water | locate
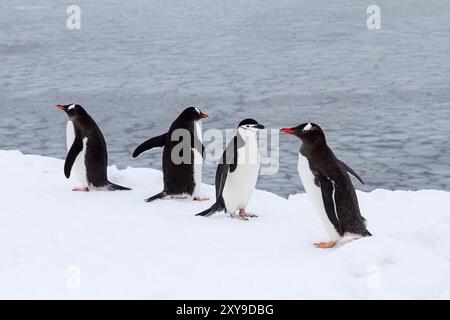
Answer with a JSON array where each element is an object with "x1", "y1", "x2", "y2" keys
[{"x1": 1, "y1": 0, "x2": 449, "y2": 197}]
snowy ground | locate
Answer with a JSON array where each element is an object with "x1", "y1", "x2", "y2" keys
[{"x1": 1, "y1": 149, "x2": 450, "y2": 299}]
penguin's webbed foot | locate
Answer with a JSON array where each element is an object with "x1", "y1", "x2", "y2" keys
[
  {"x1": 313, "y1": 241, "x2": 337, "y2": 249},
  {"x1": 239, "y1": 209, "x2": 258, "y2": 218},
  {"x1": 72, "y1": 187, "x2": 89, "y2": 192},
  {"x1": 170, "y1": 195, "x2": 189, "y2": 200},
  {"x1": 230, "y1": 213, "x2": 249, "y2": 221},
  {"x1": 244, "y1": 213, "x2": 258, "y2": 218},
  {"x1": 193, "y1": 197, "x2": 210, "y2": 201}
]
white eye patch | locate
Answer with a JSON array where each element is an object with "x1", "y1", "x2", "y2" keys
[
  {"x1": 68, "y1": 104, "x2": 76, "y2": 111},
  {"x1": 303, "y1": 123, "x2": 313, "y2": 131},
  {"x1": 194, "y1": 106, "x2": 200, "y2": 114}
]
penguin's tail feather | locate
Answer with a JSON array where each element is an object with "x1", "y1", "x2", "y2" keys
[
  {"x1": 196, "y1": 202, "x2": 222, "y2": 217},
  {"x1": 145, "y1": 191, "x2": 167, "y2": 202},
  {"x1": 362, "y1": 229, "x2": 372, "y2": 237},
  {"x1": 106, "y1": 182, "x2": 131, "y2": 191},
  {"x1": 359, "y1": 218, "x2": 372, "y2": 237}
]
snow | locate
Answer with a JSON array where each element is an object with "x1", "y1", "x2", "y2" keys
[{"x1": 1, "y1": 149, "x2": 450, "y2": 299}]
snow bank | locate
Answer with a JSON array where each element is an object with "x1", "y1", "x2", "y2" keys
[{"x1": 0, "y1": 150, "x2": 449, "y2": 299}]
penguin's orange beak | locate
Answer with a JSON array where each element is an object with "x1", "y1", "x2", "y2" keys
[
  {"x1": 200, "y1": 113, "x2": 209, "y2": 119},
  {"x1": 56, "y1": 105, "x2": 65, "y2": 110},
  {"x1": 280, "y1": 128, "x2": 296, "y2": 134}
]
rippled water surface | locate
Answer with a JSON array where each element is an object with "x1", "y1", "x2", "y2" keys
[{"x1": 1, "y1": 0, "x2": 449, "y2": 196}]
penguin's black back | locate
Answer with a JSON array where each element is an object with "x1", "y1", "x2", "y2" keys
[
  {"x1": 72, "y1": 112, "x2": 109, "y2": 188},
  {"x1": 302, "y1": 143, "x2": 370, "y2": 236},
  {"x1": 162, "y1": 115, "x2": 196, "y2": 195}
]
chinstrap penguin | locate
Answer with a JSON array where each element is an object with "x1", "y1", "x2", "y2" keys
[
  {"x1": 133, "y1": 106, "x2": 209, "y2": 202},
  {"x1": 196, "y1": 119, "x2": 264, "y2": 220},
  {"x1": 57, "y1": 104, "x2": 131, "y2": 192},
  {"x1": 280, "y1": 123, "x2": 371, "y2": 248}
]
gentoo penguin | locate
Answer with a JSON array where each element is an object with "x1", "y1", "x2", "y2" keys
[
  {"x1": 196, "y1": 119, "x2": 264, "y2": 220},
  {"x1": 57, "y1": 104, "x2": 131, "y2": 192},
  {"x1": 280, "y1": 123, "x2": 371, "y2": 248},
  {"x1": 133, "y1": 106, "x2": 209, "y2": 202}
]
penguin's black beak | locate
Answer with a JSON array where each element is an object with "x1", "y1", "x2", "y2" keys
[
  {"x1": 200, "y1": 113, "x2": 209, "y2": 119},
  {"x1": 280, "y1": 128, "x2": 296, "y2": 135},
  {"x1": 56, "y1": 105, "x2": 66, "y2": 111},
  {"x1": 255, "y1": 124, "x2": 265, "y2": 129}
]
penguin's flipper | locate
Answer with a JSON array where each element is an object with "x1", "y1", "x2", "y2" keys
[
  {"x1": 145, "y1": 191, "x2": 167, "y2": 202},
  {"x1": 132, "y1": 133, "x2": 167, "y2": 158},
  {"x1": 315, "y1": 173, "x2": 343, "y2": 235},
  {"x1": 339, "y1": 160, "x2": 364, "y2": 184},
  {"x1": 201, "y1": 144, "x2": 206, "y2": 159},
  {"x1": 106, "y1": 182, "x2": 131, "y2": 191},
  {"x1": 192, "y1": 134, "x2": 206, "y2": 159},
  {"x1": 214, "y1": 135, "x2": 241, "y2": 198},
  {"x1": 64, "y1": 138, "x2": 84, "y2": 178},
  {"x1": 224, "y1": 135, "x2": 245, "y2": 171},
  {"x1": 215, "y1": 164, "x2": 229, "y2": 199}
]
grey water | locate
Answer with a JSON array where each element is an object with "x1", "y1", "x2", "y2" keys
[{"x1": 1, "y1": 0, "x2": 449, "y2": 197}]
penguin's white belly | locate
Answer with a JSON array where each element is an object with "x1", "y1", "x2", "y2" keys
[
  {"x1": 222, "y1": 147, "x2": 260, "y2": 213},
  {"x1": 192, "y1": 121, "x2": 203, "y2": 196},
  {"x1": 297, "y1": 154, "x2": 340, "y2": 240},
  {"x1": 66, "y1": 121, "x2": 89, "y2": 187}
]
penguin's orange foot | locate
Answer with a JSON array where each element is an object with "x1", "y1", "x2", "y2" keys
[
  {"x1": 193, "y1": 197, "x2": 210, "y2": 201},
  {"x1": 73, "y1": 187, "x2": 89, "y2": 192},
  {"x1": 313, "y1": 241, "x2": 337, "y2": 249}
]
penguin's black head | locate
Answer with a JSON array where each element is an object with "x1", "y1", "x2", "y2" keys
[
  {"x1": 280, "y1": 123, "x2": 326, "y2": 144},
  {"x1": 57, "y1": 104, "x2": 87, "y2": 119},
  {"x1": 178, "y1": 106, "x2": 209, "y2": 122},
  {"x1": 238, "y1": 119, "x2": 265, "y2": 130}
]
